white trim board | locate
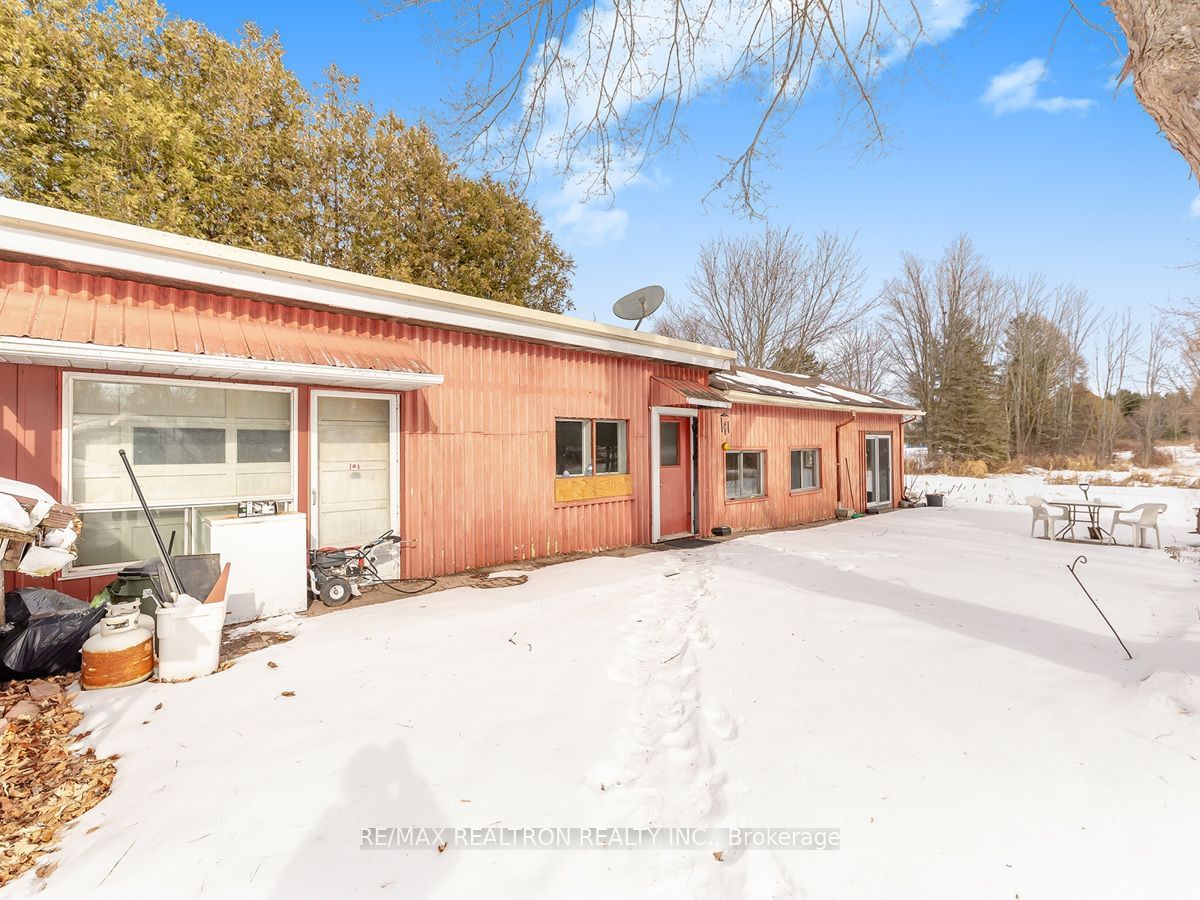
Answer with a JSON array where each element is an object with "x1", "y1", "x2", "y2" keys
[
  {"x1": 0, "y1": 336, "x2": 444, "y2": 391},
  {"x1": 722, "y1": 389, "x2": 923, "y2": 416},
  {"x1": 650, "y1": 406, "x2": 698, "y2": 543},
  {"x1": 0, "y1": 198, "x2": 736, "y2": 370}
]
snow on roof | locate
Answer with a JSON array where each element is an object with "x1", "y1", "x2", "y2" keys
[{"x1": 710, "y1": 365, "x2": 922, "y2": 414}]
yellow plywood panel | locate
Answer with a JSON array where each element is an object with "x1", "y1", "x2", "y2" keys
[{"x1": 555, "y1": 474, "x2": 634, "y2": 503}]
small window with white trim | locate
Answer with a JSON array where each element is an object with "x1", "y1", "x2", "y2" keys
[
  {"x1": 555, "y1": 419, "x2": 591, "y2": 475},
  {"x1": 790, "y1": 449, "x2": 820, "y2": 491},
  {"x1": 594, "y1": 420, "x2": 628, "y2": 474},
  {"x1": 725, "y1": 451, "x2": 764, "y2": 500},
  {"x1": 555, "y1": 418, "x2": 627, "y2": 476}
]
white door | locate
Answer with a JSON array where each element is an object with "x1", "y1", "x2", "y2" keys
[
  {"x1": 865, "y1": 434, "x2": 893, "y2": 507},
  {"x1": 310, "y1": 392, "x2": 399, "y2": 571}
]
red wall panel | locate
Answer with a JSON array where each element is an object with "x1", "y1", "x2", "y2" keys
[
  {"x1": 1, "y1": 263, "x2": 712, "y2": 586},
  {"x1": 696, "y1": 405, "x2": 905, "y2": 535},
  {"x1": 2, "y1": 261, "x2": 909, "y2": 595}
]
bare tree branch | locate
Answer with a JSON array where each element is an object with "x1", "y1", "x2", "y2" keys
[
  {"x1": 380, "y1": 0, "x2": 958, "y2": 215},
  {"x1": 654, "y1": 225, "x2": 868, "y2": 367}
]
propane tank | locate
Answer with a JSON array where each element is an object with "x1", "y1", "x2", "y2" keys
[
  {"x1": 82, "y1": 603, "x2": 154, "y2": 690},
  {"x1": 89, "y1": 599, "x2": 155, "y2": 638}
]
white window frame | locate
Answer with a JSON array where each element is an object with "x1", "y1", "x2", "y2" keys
[
  {"x1": 725, "y1": 450, "x2": 766, "y2": 501},
  {"x1": 865, "y1": 432, "x2": 894, "y2": 507},
  {"x1": 593, "y1": 418, "x2": 629, "y2": 475},
  {"x1": 554, "y1": 417, "x2": 630, "y2": 477},
  {"x1": 554, "y1": 418, "x2": 592, "y2": 476},
  {"x1": 61, "y1": 371, "x2": 298, "y2": 579},
  {"x1": 790, "y1": 448, "x2": 821, "y2": 492}
]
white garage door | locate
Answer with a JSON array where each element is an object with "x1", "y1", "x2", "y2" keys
[{"x1": 312, "y1": 393, "x2": 396, "y2": 552}]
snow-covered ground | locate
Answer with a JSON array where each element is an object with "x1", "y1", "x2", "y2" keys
[
  {"x1": 906, "y1": 470, "x2": 1200, "y2": 543},
  {"x1": 10, "y1": 495, "x2": 1200, "y2": 899}
]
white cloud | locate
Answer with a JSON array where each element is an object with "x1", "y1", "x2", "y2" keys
[
  {"x1": 1190, "y1": 196, "x2": 1200, "y2": 218},
  {"x1": 926, "y1": 0, "x2": 976, "y2": 38},
  {"x1": 981, "y1": 58, "x2": 1095, "y2": 116},
  {"x1": 541, "y1": 187, "x2": 631, "y2": 246},
  {"x1": 538, "y1": 154, "x2": 658, "y2": 245}
]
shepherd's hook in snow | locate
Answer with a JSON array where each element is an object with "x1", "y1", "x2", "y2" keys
[{"x1": 1068, "y1": 555, "x2": 1132, "y2": 660}]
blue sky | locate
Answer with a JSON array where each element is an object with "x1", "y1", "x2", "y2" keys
[{"x1": 169, "y1": 1, "x2": 1199, "y2": 330}]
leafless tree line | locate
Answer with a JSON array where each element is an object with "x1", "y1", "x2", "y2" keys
[
  {"x1": 884, "y1": 238, "x2": 1185, "y2": 467},
  {"x1": 659, "y1": 225, "x2": 1187, "y2": 467},
  {"x1": 655, "y1": 226, "x2": 867, "y2": 370}
]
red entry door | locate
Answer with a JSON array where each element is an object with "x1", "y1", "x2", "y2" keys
[{"x1": 658, "y1": 417, "x2": 692, "y2": 538}]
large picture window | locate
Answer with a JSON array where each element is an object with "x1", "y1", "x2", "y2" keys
[
  {"x1": 66, "y1": 375, "x2": 296, "y2": 572},
  {"x1": 555, "y1": 418, "x2": 627, "y2": 476},
  {"x1": 725, "y1": 451, "x2": 764, "y2": 500},
  {"x1": 790, "y1": 449, "x2": 820, "y2": 491}
]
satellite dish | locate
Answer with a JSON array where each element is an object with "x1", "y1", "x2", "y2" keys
[{"x1": 612, "y1": 285, "x2": 665, "y2": 331}]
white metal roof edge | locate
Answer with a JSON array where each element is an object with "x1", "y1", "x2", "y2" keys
[
  {"x1": 0, "y1": 199, "x2": 736, "y2": 370},
  {"x1": 722, "y1": 389, "x2": 925, "y2": 416},
  {"x1": 0, "y1": 335, "x2": 446, "y2": 391}
]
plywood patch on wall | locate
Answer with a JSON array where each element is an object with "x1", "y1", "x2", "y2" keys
[{"x1": 554, "y1": 474, "x2": 634, "y2": 503}]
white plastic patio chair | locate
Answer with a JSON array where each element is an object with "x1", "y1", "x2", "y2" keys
[
  {"x1": 1110, "y1": 503, "x2": 1167, "y2": 548},
  {"x1": 1027, "y1": 496, "x2": 1071, "y2": 540}
]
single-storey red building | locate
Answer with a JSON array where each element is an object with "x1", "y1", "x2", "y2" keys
[{"x1": 0, "y1": 200, "x2": 919, "y2": 602}]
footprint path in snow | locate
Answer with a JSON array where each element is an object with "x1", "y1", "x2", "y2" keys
[{"x1": 587, "y1": 550, "x2": 798, "y2": 898}]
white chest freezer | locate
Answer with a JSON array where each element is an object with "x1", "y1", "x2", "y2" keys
[{"x1": 205, "y1": 512, "x2": 308, "y2": 623}]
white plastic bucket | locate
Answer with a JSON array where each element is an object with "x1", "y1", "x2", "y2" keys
[{"x1": 155, "y1": 599, "x2": 227, "y2": 682}]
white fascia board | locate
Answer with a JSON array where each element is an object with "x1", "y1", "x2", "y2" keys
[
  {"x1": 685, "y1": 397, "x2": 732, "y2": 409},
  {"x1": 0, "y1": 336, "x2": 445, "y2": 391},
  {"x1": 723, "y1": 389, "x2": 924, "y2": 416},
  {"x1": 0, "y1": 199, "x2": 736, "y2": 370}
]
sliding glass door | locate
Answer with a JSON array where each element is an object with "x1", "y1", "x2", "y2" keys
[{"x1": 865, "y1": 434, "x2": 893, "y2": 507}]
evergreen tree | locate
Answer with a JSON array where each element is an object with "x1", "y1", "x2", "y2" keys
[
  {"x1": 0, "y1": 0, "x2": 574, "y2": 312},
  {"x1": 931, "y1": 327, "x2": 1008, "y2": 465},
  {"x1": 772, "y1": 345, "x2": 825, "y2": 376}
]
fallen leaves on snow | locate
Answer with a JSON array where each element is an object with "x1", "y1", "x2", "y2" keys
[{"x1": 0, "y1": 675, "x2": 117, "y2": 887}]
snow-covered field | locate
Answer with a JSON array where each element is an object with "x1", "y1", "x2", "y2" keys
[
  {"x1": 10, "y1": 489, "x2": 1200, "y2": 899},
  {"x1": 906, "y1": 470, "x2": 1200, "y2": 545}
]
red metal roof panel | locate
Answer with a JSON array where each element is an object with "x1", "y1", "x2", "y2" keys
[
  {"x1": 651, "y1": 376, "x2": 731, "y2": 408},
  {"x1": 0, "y1": 277, "x2": 437, "y2": 378}
]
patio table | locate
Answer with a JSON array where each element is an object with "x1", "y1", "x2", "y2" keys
[{"x1": 1051, "y1": 500, "x2": 1121, "y2": 544}]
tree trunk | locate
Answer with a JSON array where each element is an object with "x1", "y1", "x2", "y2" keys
[{"x1": 1108, "y1": 0, "x2": 1200, "y2": 182}]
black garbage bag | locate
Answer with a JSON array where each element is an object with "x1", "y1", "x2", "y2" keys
[
  {"x1": 4, "y1": 590, "x2": 32, "y2": 628},
  {"x1": 0, "y1": 588, "x2": 104, "y2": 680}
]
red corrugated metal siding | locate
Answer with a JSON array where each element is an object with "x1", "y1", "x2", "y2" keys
[
  {"x1": 1, "y1": 263, "x2": 715, "y2": 585},
  {"x1": 2, "y1": 261, "x2": 909, "y2": 588},
  {"x1": 399, "y1": 336, "x2": 707, "y2": 576},
  {"x1": 696, "y1": 405, "x2": 905, "y2": 535},
  {"x1": 0, "y1": 261, "x2": 434, "y2": 374},
  {"x1": 1, "y1": 361, "x2": 66, "y2": 596}
]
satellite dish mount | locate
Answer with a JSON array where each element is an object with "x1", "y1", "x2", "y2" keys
[{"x1": 612, "y1": 285, "x2": 665, "y2": 331}]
